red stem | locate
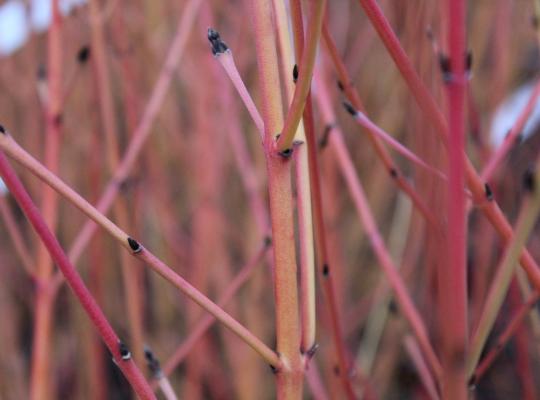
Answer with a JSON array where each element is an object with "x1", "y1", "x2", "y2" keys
[
  {"x1": 321, "y1": 23, "x2": 438, "y2": 229},
  {"x1": 316, "y1": 77, "x2": 442, "y2": 379},
  {"x1": 354, "y1": 0, "x2": 540, "y2": 297},
  {"x1": 438, "y1": 1, "x2": 469, "y2": 399},
  {"x1": 329, "y1": 125, "x2": 442, "y2": 379}
]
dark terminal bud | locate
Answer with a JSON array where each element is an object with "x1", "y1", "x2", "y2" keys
[
  {"x1": 37, "y1": 64, "x2": 47, "y2": 80},
  {"x1": 342, "y1": 101, "x2": 357, "y2": 116},
  {"x1": 278, "y1": 148, "x2": 294, "y2": 158},
  {"x1": 306, "y1": 343, "x2": 319, "y2": 359},
  {"x1": 118, "y1": 341, "x2": 131, "y2": 361},
  {"x1": 144, "y1": 346, "x2": 163, "y2": 378},
  {"x1": 207, "y1": 28, "x2": 229, "y2": 55},
  {"x1": 465, "y1": 50, "x2": 473, "y2": 72},
  {"x1": 293, "y1": 64, "x2": 298, "y2": 83},
  {"x1": 523, "y1": 167, "x2": 536, "y2": 193},
  {"x1": 438, "y1": 53, "x2": 452, "y2": 81},
  {"x1": 388, "y1": 299, "x2": 398, "y2": 314},
  {"x1": 127, "y1": 237, "x2": 142, "y2": 253},
  {"x1": 77, "y1": 45, "x2": 91, "y2": 64},
  {"x1": 322, "y1": 264, "x2": 329, "y2": 276},
  {"x1": 484, "y1": 183, "x2": 493, "y2": 201},
  {"x1": 319, "y1": 123, "x2": 334, "y2": 149}
]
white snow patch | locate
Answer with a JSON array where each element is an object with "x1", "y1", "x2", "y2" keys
[{"x1": 490, "y1": 82, "x2": 540, "y2": 148}]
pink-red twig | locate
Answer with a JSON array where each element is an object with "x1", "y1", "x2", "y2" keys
[{"x1": 0, "y1": 151, "x2": 156, "y2": 400}]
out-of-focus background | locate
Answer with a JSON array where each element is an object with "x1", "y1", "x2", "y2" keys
[{"x1": 0, "y1": 1, "x2": 539, "y2": 399}]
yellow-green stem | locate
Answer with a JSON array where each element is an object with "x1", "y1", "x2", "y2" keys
[{"x1": 277, "y1": 0, "x2": 326, "y2": 152}]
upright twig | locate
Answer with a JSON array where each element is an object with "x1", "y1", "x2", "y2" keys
[
  {"x1": 30, "y1": 2, "x2": 63, "y2": 397},
  {"x1": 249, "y1": 0, "x2": 303, "y2": 396},
  {"x1": 439, "y1": 1, "x2": 468, "y2": 397},
  {"x1": 268, "y1": 2, "x2": 317, "y2": 355},
  {"x1": 208, "y1": 29, "x2": 264, "y2": 137},
  {"x1": 276, "y1": 0, "x2": 326, "y2": 152}
]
